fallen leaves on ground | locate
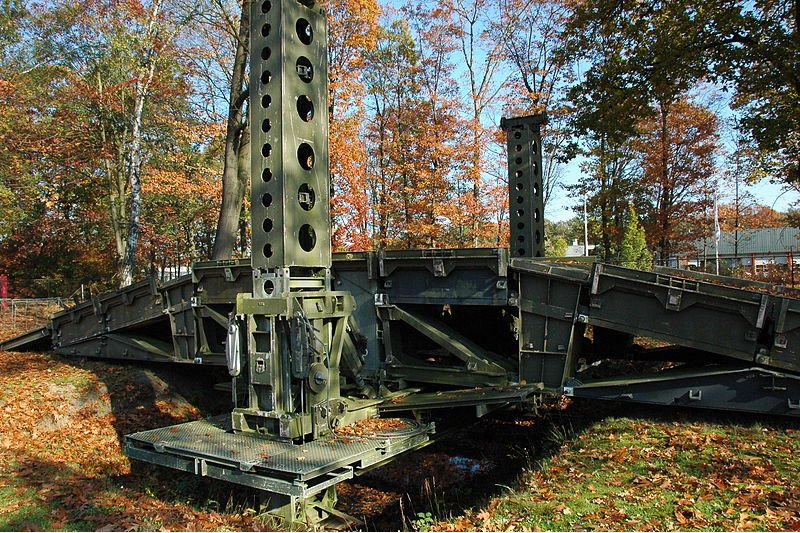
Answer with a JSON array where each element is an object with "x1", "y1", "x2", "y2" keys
[
  {"x1": 0, "y1": 350, "x2": 264, "y2": 531},
  {"x1": 430, "y1": 413, "x2": 800, "y2": 532}
]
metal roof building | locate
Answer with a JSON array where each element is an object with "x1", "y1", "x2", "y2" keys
[{"x1": 678, "y1": 227, "x2": 800, "y2": 270}]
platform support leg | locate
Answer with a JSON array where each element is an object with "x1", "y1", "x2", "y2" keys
[{"x1": 258, "y1": 486, "x2": 360, "y2": 530}]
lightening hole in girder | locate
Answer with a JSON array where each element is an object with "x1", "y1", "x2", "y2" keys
[
  {"x1": 535, "y1": 231, "x2": 541, "y2": 244},
  {"x1": 296, "y1": 18, "x2": 313, "y2": 45},
  {"x1": 515, "y1": 183, "x2": 524, "y2": 191},
  {"x1": 261, "y1": 94, "x2": 272, "y2": 108},
  {"x1": 513, "y1": 131, "x2": 522, "y2": 140},
  {"x1": 261, "y1": 70, "x2": 272, "y2": 84},
  {"x1": 516, "y1": 195, "x2": 524, "y2": 204},
  {"x1": 261, "y1": 119, "x2": 271, "y2": 132},
  {"x1": 296, "y1": 57, "x2": 313, "y2": 83},
  {"x1": 263, "y1": 244, "x2": 273, "y2": 259},
  {"x1": 263, "y1": 218, "x2": 273, "y2": 232},
  {"x1": 261, "y1": 193, "x2": 273, "y2": 207},
  {"x1": 517, "y1": 209, "x2": 524, "y2": 217},
  {"x1": 515, "y1": 144, "x2": 522, "y2": 152},
  {"x1": 517, "y1": 222, "x2": 525, "y2": 230},
  {"x1": 515, "y1": 170, "x2": 523, "y2": 179},
  {"x1": 261, "y1": 47, "x2": 271, "y2": 60},
  {"x1": 517, "y1": 248, "x2": 525, "y2": 256},
  {"x1": 261, "y1": 23, "x2": 271, "y2": 37},
  {"x1": 261, "y1": 168, "x2": 272, "y2": 182},
  {"x1": 261, "y1": 143, "x2": 272, "y2": 157},
  {"x1": 263, "y1": 279, "x2": 275, "y2": 294},
  {"x1": 515, "y1": 157, "x2": 522, "y2": 165},
  {"x1": 261, "y1": 1, "x2": 271, "y2": 13},
  {"x1": 534, "y1": 208, "x2": 540, "y2": 221},
  {"x1": 297, "y1": 143, "x2": 314, "y2": 170},
  {"x1": 298, "y1": 183, "x2": 315, "y2": 211},
  {"x1": 299, "y1": 224, "x2": 316, "y2": 252},
  {"x1": 297, "y1": 95, "x2": 314, "y2": 122}
]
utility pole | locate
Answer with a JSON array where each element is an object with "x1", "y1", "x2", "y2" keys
[{"x1": 583, "y1": 195, "x2": 589, "y2": 257}]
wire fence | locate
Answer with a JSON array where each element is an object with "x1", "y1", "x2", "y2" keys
[{"x1": 0, "y1": 298, "x2": 65, "y2": 340}]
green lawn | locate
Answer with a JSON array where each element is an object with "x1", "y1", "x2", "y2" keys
[{"x1": 431, "y1": 406, "x2": 800, "y2": 532}]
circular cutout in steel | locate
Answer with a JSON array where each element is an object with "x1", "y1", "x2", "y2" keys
[
  {"x1": 262, "y1": 218, "x2": 273, "y2": 232},
  {"x1": 517, "y1": 235, "x2": 525, "y2": 242},
  {"x1": 298, "y1": 183, "x2": 316, "y2": 211},
  {"x1": 517, "y1": 222, "x2": 524, "y2": 230},
  {"x1": 261, "y1": 70, "x2": 272, "y2": 84},
  {"x1": 261, "y1": 47, "x2": 271, "y2": 60},
  {"x1": 516, "y1": 195, "x2": 524, "y2": 204},
  {"x1": 513, "y1": 131, "x2": 521, "y2": 140},
  {"x1": 297, "y1": 95, "x2": 314, "y2": 121},
  {"x1": 517, "y1": 248, "x2": 525, "y2": 256},
  {"x1": 515, "y1": 183, "x2": 524, "y2": 191},
  {"x1": 297, "y1": 143, "x2": 314, "y2": 170},
  {"x1": 261, "y1": 119, "x2": 271, "y2": 132},
  {"x1": 534, "y1": 208, "x2": 540, "y2": 221},
  {"x1": 263, "y1": 244, "x2": 273, "y2": 258},
  {"x1": 263, "y1": 279, "x2": 275, "y2": 295},
  {"x1": 261, "y1": 143, "x2": 272, "y2": 157},
  {"x1": 296, "y1": 18, "x2": 313, "y2": 45},
  {"x1": 515, "y1": 157, "x2": 522, "y2": 165},
  {"x1": 261, "y1": 193, "x2": 273, "y2": 207},
  {"x1": 535, "y1": 230, "x2": 541, "y2": 244},
  {"x1": 296, "y1": 56, "x2": 313, "y2": 83},
  {"x1": 261, "y1": 23, "x2": 271, "y2": 37},
  {"x1": 261, "y1": 1, "x2": 271, "y2": 13},
  {"x1": 517, "y1": 209, "x2": 524, "y2": 217},
  {"x1": 515, "y1": 144, "x2": 522, "y2": 152},
  {"x1": 299, "y1": 224, "x2": 316, "y2": 252},
  {"x1": 261, "y1": 94, "x2": 272, "y2": 108},
  {"x1": 261, "y1": 168, "x2": 272, "y2": 182},
  {"x1": 515, "y1": 170, "x2": 523, "y2": 179}
]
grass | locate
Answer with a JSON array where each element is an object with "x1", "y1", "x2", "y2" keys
[{"x1": 431, "y1": 406, "x2": 800, "y2": 531}]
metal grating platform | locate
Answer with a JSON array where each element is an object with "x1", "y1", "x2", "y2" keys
[{"x1": 124, "y1": 416, "x2": 433, "y2": 497}]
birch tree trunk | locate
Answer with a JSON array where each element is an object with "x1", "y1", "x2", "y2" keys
[
  {"x1": 212, "y1": 0, "x2": 251, "y2": 260},
  {"x1": 119, "y1": 0, "x2": 162, "y2": 287}
]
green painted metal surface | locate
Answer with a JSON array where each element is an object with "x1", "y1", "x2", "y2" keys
[{"x1": 501, "y1": 114, "x2": 546, "y2": 259}]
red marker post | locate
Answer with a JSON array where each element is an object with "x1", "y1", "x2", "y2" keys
[{"x1": 0, "y1": 275, "x2": 7, "y2": 310}]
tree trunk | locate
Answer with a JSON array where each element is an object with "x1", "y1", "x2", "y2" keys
[
  {"x1": 119, "y1": 71, "x2": 152, "y2": 286},
  {"x1": 212, "y1": 0, "x2": 250, "y2": 260},
  {"x1": 118, "y1": 0, "x2": 162, "y2": 287},
  {"x1": 657, "y1": 101, "x2": 671, "y2": 262}
]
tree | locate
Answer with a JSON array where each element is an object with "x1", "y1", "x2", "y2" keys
[
  {"x1": 495, "y1": 0, "x2": 575, "y2": 210},
  {"x1": 40, "y1": 0, "x2": 199, "y2": 286},
  {"x1": 362, "y1": 17, "x2": 468, "y2": 248},
  {"x1": 574, "y1": 137, "x2": 641, "y2": 263},
  {"x1": 564, "y1": 0, "x2": 799, "y2": 195},
  {"x1": 712, "y1": 1, "x2": 799, "y2": 186},
  {"x1": 445, "y1": 0, "x2": 510, "y2": 246},
  {"x1": 326, "y1": 0, "x2": 380, "y2": 251},
  {"x1": 618, "y1": 205, "x2": 652, "y2": 270},
  {"x1": 635, "y1": 98, "x2": 721, "y2": 259},
  {"x1": 209, "y1": 0, "x2": 251, "y2": 260}
]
